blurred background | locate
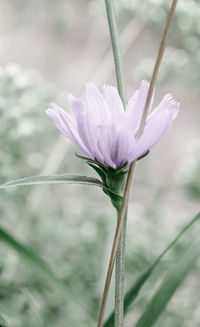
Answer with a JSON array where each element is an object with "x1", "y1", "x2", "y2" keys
[{"x1": 0, "y1": 0, "x2": 200, "y2": 326}]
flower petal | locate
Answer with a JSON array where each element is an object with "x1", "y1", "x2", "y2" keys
[
  {"x1": 51, "y1": 103, "x2": 77, "y2": 134},
  {"x1": 47, "y1": 103, "x2": 92, "y2": 157},
  {"x1": 46, "y1": 108, "x2": 72, "y2": 139},
  {"x1": 68, "y1": 93, "x2": 85, "y2": 121},
  {"x1": 68, "y1": 95, "x2": 99, "y2": 157},
  {"x1": 102, "y1": 85, "x2": 124, "y2": 114},
  {"x1": 86, "y1": 83, "x2": 111, "y2": 124},
  {"x1": 128, "y1": 97, "x2": 180, "y2": 162},
  {"x1": 147, "y1": 94, "x2": 179, "y2": 123},
  {"x1": 46, "y1": 83, "x2": 179, "y2": 169},
  {"x1": 126, "y1": 80, "x2": 154, "y2": 132},
  {"x1": 112, "y1": 128, "x2": 130, "y2": 167},
  {"x1": 97, "y1": 125, "x2": 118, "y2": 168},
  {"x1": 68, "y1": 93, "x2": 110, "y2": 163}
]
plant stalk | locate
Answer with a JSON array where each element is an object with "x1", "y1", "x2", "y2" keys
[
  {"x1": 115, "y1": 209, "x2": 127, "y2": 327},
  {"x1": 137, "y1": 0, "x2": 178, "y2": 137},
  {"x1": 105, "y1": 1, "x2": 128, "y2": 326},
  {"x1": 98, "y1": 0, "x2": 178, "y2": 326},
  {"x1": 97, "y1": 1, "x2": 128, "y2": 327},
  {"x1": 104, "y1": 0, "x2": 127, "y2": 107}
]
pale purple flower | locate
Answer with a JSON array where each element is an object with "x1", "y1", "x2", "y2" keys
[{"x1": 46, "y1": 81, "x2": 179, "y2": 169}]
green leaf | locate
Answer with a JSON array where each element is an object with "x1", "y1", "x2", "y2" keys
[
  {"x1": 0, "y1": 174, "x2": 103, "y2": 189},
  {"x1": 0, "y1": 174, "x2": 122, "y2": 201},
  {"x1": 134, "y1": 239, "x2": 200, "y2": 327},
  {"x1": 103, "y1": 212, "x2": 200, "y2": 327},
  {"x1": 0, "y1": 227, "x2": 95, "y2": 321},
  {"x1": 0, "y1": 316, "x2": 7, "y2": 327}
]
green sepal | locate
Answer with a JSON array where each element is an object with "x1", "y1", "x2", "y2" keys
[
  {"x1": 88, "y1": 160, "x2": 128, "y2": 210},
  {"x1": 137, "y1": 150, "x2": 149, "y2": 161},
  {"x1": 76, "y1": 153, "x2": 128, "y2": 210},
  {"x1": 75, "y1": 153, "x2": 109, "y2": 170},
  {"x1": 87, "y1": 162, "x2": 107, "y2": 185},
  {"x1": 105, "y1": 163, "x2": 128, "y2": 196}
]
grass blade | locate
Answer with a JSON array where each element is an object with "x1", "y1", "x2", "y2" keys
[
  {"x1": 0, "y1": 174, "x2": 103, "y2": 189},
  {"x1": 0, "y1": 227, "x2": 95, "y2": 320},
  {"x1": 103, "y1": 212, "x2": 200, "y2": 327},
  {"x1": 134, "y1": 239, "x2": 200, "y2": 327},
  {"x1": 0, "y1": 174, "x2": 122, "y2": 201}
]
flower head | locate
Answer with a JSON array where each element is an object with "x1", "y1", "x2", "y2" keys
[{"x1": 46, "y1": 81, "x2": 179, "y2": 169}]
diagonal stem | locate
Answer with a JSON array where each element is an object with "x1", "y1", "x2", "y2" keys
[
  {"x1": 137, "y1": 0, "x2": 178, "y2": 137},
  {"x1": 97, "y1": 0, "x2": 178, "y2": 326},
  {"x1": 97, "y1": 161, "x2": 136, "y2": 327}
]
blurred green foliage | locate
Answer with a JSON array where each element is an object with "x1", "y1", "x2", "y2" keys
[
  {"x1": 0, "y1": 64, "x2": 199, "y2": 327},
  {"x1": 0, "y1": 1, "x2": 200, "y2": 326},
  {"x1": 178, "y1": 140, "x2": 200, "y2": 200},
  {"x1": 0, "y1": 64, "x2": 111, "y2": 326},
  {"x1": 92, "y1": 0, "x2": 200, "y2": 86}
]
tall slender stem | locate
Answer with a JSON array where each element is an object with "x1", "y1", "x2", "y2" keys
[
  {"x1": 105, "y1": 1, "x2": 127, "y2": 325},
  {"x1": 97, "y1": 1, "x2": 128, "y2": 327},
  {"x1": 115, "y1": 209, "x2": 127, "y2": 327},
  {"x1": 97, "y1": 0, "x2": 178, "y2": 327},
  {"x1": 137, "y1": 0, "x2": 178, "y2": 137},
  {"x1": 104, "y1": 0, "x2": 127, "y2": 107}
]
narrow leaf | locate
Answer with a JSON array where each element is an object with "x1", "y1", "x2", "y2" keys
[
  {"x1": 0, "y1": 174, "x2": 122, "y2": 201},
  {"x1": 0, "y1": 174, "x2": 103, "y2": 189},
  {"x1": 134, "y1": 239, "x2": 200, "y2": 327},
  {"x1": 0, "y1": 227, "x2": 95, "y2": 320},
  {"x1": 103, "y1": 212, "x2": 200, "y2": 327},
  {"x1": 0, "y1": 316, "x2": 7, "y2": 327}
]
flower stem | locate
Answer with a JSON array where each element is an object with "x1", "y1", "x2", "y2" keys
[
  {"x1": 98, "y1": 0, "x2": 128, "y2": 322},
  {"x1": 97, "y1": 0, "x2": 178, "y2": 326},
  {"x1": 103, "y1": 1, "x2": 127, "y2": 327},
  {"x1": 104, "y1": 0, "x2": 127, "y2": 107},
  {"x1": 137, "y1": 0, "x2": 178, "y2": 137},
  {"x1": 115, "y1": 209, "x2": 127, "y2": 327}
]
